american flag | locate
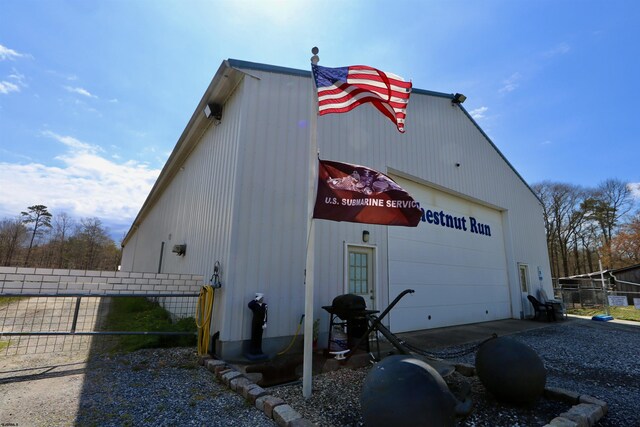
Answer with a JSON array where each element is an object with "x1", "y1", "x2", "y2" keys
[{"x1": 311, "y1": 64, "x2": 412, "y2": 133}]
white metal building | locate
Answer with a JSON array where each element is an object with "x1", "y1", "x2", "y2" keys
[{"x1": 121, "y1": 59, "x2": 552, "y2": 359}]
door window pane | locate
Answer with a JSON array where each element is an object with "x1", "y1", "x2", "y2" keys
[
  {"x1": 519, "y1": 264, "x2": 529, "y2": 293},
  {"x1": 349, "y1": 252, "x2": 369, "y2": 294}
]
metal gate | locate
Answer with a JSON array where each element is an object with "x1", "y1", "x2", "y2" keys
[
  {"x1": 0, "y1": 292, "x2": 199, "y2": 356},
  {"x1": 0, "y1": 268, "x2": 204, "y2": 355}
]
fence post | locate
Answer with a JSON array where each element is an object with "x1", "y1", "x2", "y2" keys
[
  {"x1": 70, "y1": 297, "x2": 82, "y2": 334},
  {"x1": 599, "y1": 259, "x2": 610, "y2": 316}
]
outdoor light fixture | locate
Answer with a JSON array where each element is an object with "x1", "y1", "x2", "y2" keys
[
  {"x1": 452, "y1": 93, "x2": 467, "y2": 104},
  {"x1": 362, "y1": 230, "x2": 370, "y2": 243},
  {"x1": 204, "y1": 103, "x2": 223, "y2": 121},
  {"x1": 172, "y1": 244, "x2": 187, "y2": 256}
]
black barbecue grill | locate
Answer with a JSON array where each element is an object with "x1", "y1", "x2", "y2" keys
[
  {"x1": 328, "y1": 294, "x2": 368, "y2": 318},
  {"x1": 323, "y1": 294, "x2": 379, "y2": 353}
]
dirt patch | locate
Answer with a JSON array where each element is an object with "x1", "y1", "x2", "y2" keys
[
  {"x1": 0, "y1": 350, "x2": 91, "y2": 426},
  {"x1": 0, "y1": 296, "x2": 105, "y2": 426}
]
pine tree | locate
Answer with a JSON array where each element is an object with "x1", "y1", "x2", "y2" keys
[{"x1": 21, "y1": 205, "x2": 53, "y2": 266}]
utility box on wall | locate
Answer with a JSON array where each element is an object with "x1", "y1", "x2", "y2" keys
[{"x1": 172, "y1": 244, "x2": 186, "y2": 256}]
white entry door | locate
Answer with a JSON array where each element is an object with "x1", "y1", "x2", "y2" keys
[{"x1": 346, "y1": 245, "x2": 376, "y2": 309}]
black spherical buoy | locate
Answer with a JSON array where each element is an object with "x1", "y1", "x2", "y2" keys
[
  {"x1": 475, "y1": 337, "x2": 546, "y2": 404},
  {"x1": 360, "y1": 355, "x2": 456, "y2": 427}
]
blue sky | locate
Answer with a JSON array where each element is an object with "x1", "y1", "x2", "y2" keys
[{"x1": 1, "y1": 0, "x2": 639, "y2": 239}]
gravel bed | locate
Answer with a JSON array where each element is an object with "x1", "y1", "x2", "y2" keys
[
  {"x1": 270, "y1": 319, "x2": 640, "y2": 426},
  {"x1": 76, "y1": 347, "x2": 276, "y2": 427},
  {"x1": 269, "y1": 368, "x2": 570, "y2": 427},
  {"x1": 7, "y1": 319, "x2": 636, "y2": 426}
]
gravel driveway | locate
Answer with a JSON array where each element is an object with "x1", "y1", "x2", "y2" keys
[
  {"x1": 0, "y1": 347, "x2": 276, "y2": 427},
  {"x1": 1, "y1": 317, "x2": 638, "y2": 426}
]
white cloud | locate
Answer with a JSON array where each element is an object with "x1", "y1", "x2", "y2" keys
[
  {"x1": 0, "y1": 44, "x2": 25, "y2": 61},
  {"x1": 0, "y1": 69, "x2": 27, "y2": 95},
  {"x1": 64, "y1": 86, "x2": 97, "y2": 98},
  {"x1": 46, "y1": 70, "x2": 77, "y2": 81},
  {"x1": 499, "y1": 72, "x2": 522, "y2": 93},
  {"x1": 8, "y1": 69, "x2": 26, "y2": 84},
  {"x1": 0, "y1": 80, "x2": 19, "y2": 94},
  {"x1": 0, "y1": 132, "x2": 160, "y2": 226},
  {"x1": 629, "y1": 183, "x2": 640, "y2": 200},
  {"x1": 541, "y1": 140, "x2": 552, "y2": 145},
  {"x1": 469, "y1": 106, "x2": 488, "y2": 120},
  {"x1": 542, "y1": 42, "x2": 570, "y2": 58},
  {"x1": 42, "y1": 130, "x2": 102, "y2": 153}
]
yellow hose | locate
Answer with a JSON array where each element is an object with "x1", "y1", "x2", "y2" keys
[
  {"x1": 277, "y1": 315, "x2": 305, "y2": 355},
  {"x1": 196, "y1": 285, "x2": 215, "y2": 356}
]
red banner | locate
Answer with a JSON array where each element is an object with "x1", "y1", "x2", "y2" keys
[{"x1": 313, "y1": 160, "x2": 422, "y2": 227}]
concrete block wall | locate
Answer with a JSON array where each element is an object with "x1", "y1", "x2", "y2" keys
[
  {"x1": 0, "y1": 267, "x2": 205, "y2": 319},
  {"x1": 0, "y1": 266, "x2": 204, "y2": 295}
]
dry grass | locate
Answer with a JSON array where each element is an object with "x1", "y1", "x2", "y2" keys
[{"x1": 567, "y1": 305, "x2": 640, "y2": 321}]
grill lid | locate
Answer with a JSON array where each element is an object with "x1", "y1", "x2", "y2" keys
[{"x1": 332, "y1": 293, "x2": 367, "y2": 312}]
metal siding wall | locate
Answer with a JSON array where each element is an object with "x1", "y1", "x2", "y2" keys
[
  {"x1": 225, "y1": 72, "x2": 311, "y2": 342},
  {"x1": 121, "y1": 79, "x2": 245, "y2": 336},
  {"x1": 120, "y1": 231, "x2": 137, "y2": 271},
  {"x1": 223, "y1": 68, "x2": 550, "y2": 341},
  {"x1": 313, "y1": 92, "x2": 551, "y2": 321},
  {"x1": 124, "y1": 67, "x2": 551, "y2": 344}
]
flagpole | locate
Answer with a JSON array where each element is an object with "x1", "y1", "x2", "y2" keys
[{"x1": 302, "y1": 47, "x2": 320, "y2": 398}]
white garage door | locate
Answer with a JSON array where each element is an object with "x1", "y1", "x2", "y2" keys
[{"x1": 388, "y1": 177, "x2": 511, "y2": 332}]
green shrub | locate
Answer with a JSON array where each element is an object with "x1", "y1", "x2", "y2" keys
[{"x1": 103, "y1": 297, "x2": 197, "y2": 352}]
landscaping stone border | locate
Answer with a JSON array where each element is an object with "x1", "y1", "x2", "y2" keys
[
  {"x1": 198, "y1": 356, "x2": 609, "y2": 427},
  {"x1": 200, "y1": 356, "x2": 316, "y2": 427}
]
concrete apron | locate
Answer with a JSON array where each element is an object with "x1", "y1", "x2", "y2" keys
[
  {"x1": 395, "y1": 318, "x2": 561, "y2": 350},
  {"x1": 366, "y1": 318, "x2": 563, "y2": 377},
  {"x1": 235, "y1": 318, "x2": 562, "y2": 386}
]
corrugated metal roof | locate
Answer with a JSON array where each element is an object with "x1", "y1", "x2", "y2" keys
[{"x1": 227, "y1": 58, "x2": 456, "y2": 99}]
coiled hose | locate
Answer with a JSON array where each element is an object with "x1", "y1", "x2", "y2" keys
[{"x1": 196, "y1": 285, "x2": 215, "y2": 356}]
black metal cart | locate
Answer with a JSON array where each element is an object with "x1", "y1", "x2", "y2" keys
[{"x1": 322, "y1": 293, "x2": 379, "y2": 356}]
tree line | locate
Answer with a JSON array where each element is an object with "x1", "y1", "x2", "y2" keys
[
  {"x1": 0, "y1": 205, "x2": 121, "y2": 271},
  {"x1": 532, "y1": 178, "x2": 639, "y2": 278},
  {"x1": 2, "y1": 181, "x2": 639, "y2": 278}
]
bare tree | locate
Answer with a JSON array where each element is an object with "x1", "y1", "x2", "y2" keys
[
  {"x1": 533, "y1": 177, "x2": 639, "y2": 276},
  {"x1": 610, "y1": 212, "x2": 640, "y2": 266},
  {"x1": 533, "y1": 182, "x2": 587, "y2": 277},
  {"x1": 592, "y1": 179, "x2": 634, "y2": 246},
  {"x1": 554, "y1": 183, "x2": 584, "y2": 276},
  {"x1": 51, "y1": 212, "x2": 75, "y2": 268},
  {"x1": 532, "y1": 182, "x2": 558, "y2": 277},
  {"x1": 1, "y1": 210, "x2": 120, "y2": 271},
  {"x1": 68, "y1": 217, "x2": 112, "y2": 270},
  {"x1": 0, "y1": 217, "x2": 28, "y2": 266},
  {"x1": 577, "y1": 221, "x2": 600, "y2": 272}
]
